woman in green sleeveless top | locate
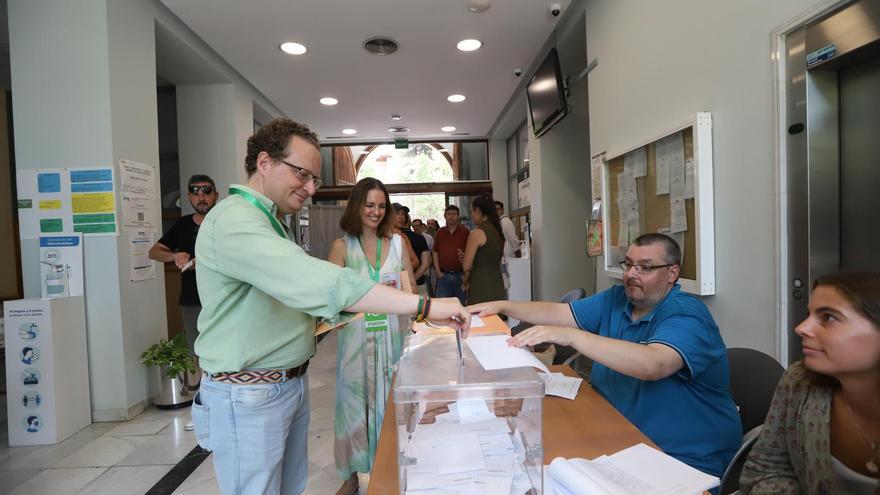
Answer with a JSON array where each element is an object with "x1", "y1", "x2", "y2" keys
[
  {"x1": 462, "y1": 195, "x2": 507, "y2": 305},
  {"x1": 328, "y1": 178, "x2": 416, "y2": 493}
]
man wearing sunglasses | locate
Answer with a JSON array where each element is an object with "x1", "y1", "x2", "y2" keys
[
  {"x1": 468, "y1": 233, "x2": 741, "y2": 479},
  {"x1": 149, "y1": 175, "x2": 219, "y2": 384}
]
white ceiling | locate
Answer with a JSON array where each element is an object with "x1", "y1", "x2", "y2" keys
[{"x1": 160, "y1": 0, "x2": 569, "y2": 142}]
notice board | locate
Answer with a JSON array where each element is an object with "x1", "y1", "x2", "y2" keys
[{"x1": 601, "y1": 113, "x2": 715, "y2": 295}]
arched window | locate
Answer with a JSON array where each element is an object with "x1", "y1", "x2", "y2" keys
[{"x1": 356, "y1": 143, "x2": 455, "y2": 183}]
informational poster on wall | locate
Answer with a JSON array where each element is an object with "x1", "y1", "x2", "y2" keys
[
  {"x1": 16, "y1": 167, "x2": 118, "y2": 238},
  {"x1": 15, "y1": 170, "x2": 73, "y2": 239},
  {"x1": 127, "y1": 229, "x2": 156, "y2": 282},
  {"x1": 119, "y1": 159, "x2": 158, "y2": 231},
  {"x1": 39, "y1": 234, "x2": 84, "y2": 298},
  {"x1": 4, "y1": 299, "x2": 55, "y2": 445}
]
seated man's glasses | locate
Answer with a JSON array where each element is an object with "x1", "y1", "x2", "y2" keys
[
  {"x1": 188, "y1": 185, "x2": 215, "y2": 195},
  {"x1": 277, "y1": 158, "x2": 324, "y2": 190},
  {"x1": 618, "y1": 261, "x2": 674, "y2": 274}
]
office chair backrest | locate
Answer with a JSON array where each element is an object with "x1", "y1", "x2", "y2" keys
[
  {"x1": 559, "y1": 288, "x2": 587, "y2": 304},
  {"x1": 720, "y1": 425, "x2": 762, "y2": 495},
  {"x1": 726, "y1": 347, "x2": 785, "y2": 433}
]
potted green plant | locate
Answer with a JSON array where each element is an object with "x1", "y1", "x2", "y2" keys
[{"x1": 140, "y1": 333, "x2": 197, "y2": 409}]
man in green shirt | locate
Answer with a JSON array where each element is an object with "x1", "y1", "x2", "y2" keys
[{"x1": 192, "y1": 118, "x2": 469, "y2": 495}]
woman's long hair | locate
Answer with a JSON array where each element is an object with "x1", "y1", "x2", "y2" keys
[
  {"x1": 471, "y1": 195, "x2": 503, "y2": 241},
  {"x1": 339, "y1": 177, "x2": 395, "y2": 238}
]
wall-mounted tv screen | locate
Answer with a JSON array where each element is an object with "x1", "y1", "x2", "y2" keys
[{"x1": 526, "y1": 48, "x2": 568, "y2": 138}]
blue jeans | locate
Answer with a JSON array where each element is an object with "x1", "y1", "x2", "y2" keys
[
  {"x1": 192, "y1": 372, "x2": 310, "y2": 495},
  {"x1": 436, "y1": 271, "x2": 465, "y2": 304}
]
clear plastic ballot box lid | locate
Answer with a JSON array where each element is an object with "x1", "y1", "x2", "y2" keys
[{"x1": 394, "y1": 333, "x2": 545, "y2": 494}]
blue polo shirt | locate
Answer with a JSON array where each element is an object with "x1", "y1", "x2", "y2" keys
[{"x1": 570, "y1": 284, "x2": 741, "y2": 477}]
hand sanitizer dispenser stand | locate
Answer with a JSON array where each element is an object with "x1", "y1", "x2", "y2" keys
[{"x1": 4, "y1": 296, "x2": 91, "y2": 446}]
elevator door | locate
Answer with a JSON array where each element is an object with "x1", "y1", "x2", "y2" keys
[{"x1": 839, "y1": 57, "x2": 880, "y2": 272}]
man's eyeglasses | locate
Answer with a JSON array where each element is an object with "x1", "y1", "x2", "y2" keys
[
  {"x1": 277, "y1": 158, "x2": 323, "y2": 190},
  {"x1": 188, "y1": 185, "x2": 215, "y2": 195},
  {"x1": 618, "y1": 261, "x2": 674, "y2": 274}
]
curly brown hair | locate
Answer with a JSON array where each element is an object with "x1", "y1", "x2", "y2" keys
[{"x1": 245, "y1": 118, "x2": 320, "y2": 177}]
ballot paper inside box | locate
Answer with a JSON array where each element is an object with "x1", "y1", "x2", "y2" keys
[{"x1": 394, "y1": 333, "x2": 545, "y2": 494}]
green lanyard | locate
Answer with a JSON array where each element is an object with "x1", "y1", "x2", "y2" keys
[
  {"x1": 357, "y1": 236, "x2": 383, "y2": 282},
  {"x1": 229, "y1": 187, "x2": 287, "y2": 239}
]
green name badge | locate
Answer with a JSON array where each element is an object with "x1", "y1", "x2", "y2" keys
[{"x1": 365, "y1": 312, "x2": 389, "y2": 333}]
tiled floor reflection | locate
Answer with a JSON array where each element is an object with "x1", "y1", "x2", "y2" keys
[{"x1": 1, "y1": 333, "x2": 345, "y2": 495}]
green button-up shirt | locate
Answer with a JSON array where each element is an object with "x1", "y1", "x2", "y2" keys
[{"x1": 194, "y1": 184, "x2": 375, "y2": 373}]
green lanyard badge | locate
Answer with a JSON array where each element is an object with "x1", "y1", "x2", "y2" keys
[
  {"x1": 359, "y1": 235, "x2": 388, "y2": 332},
  {"x1": 229, "y1": 187, "x2": 288, "y2": 239}
]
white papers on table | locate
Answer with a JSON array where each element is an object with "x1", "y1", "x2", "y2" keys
[
  {"x1": 543, "y1": 443, "x2": 720, "y2": 495},
  {"x1": 466, "y1": 335, "x2": 550, "y2": 373},
  {"x1": 470, "y1": 315, "x2": 486, "y2": 327},
  {"x1": 539, "y1": 372, "x2": 583, "y2": 400},
  {"x1": 405, "y1": 413, "x2": 533, "y2": 494}
]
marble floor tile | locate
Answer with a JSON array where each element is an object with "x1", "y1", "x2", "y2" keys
[
  {"x1": 308, "y1": 383, "x2": 336, "y2": 409},
  {"x1": 0, "y1": 468, "x2": 41, "y2": 494},
  {"x1": 115, "y1": 434, "x2": 196, "y2": 466},
  {"x1": 172, "y1": 456, "x2": 219, "y2": 495},
  {"x1": 308, "y1": 426, "x2": 335, "y2": 470},
  {"x1": 75, "y1": 465, "x2": 169, "y2": 495},
  {"x1": 69, "y1": 421, "x2": 122, "y2": 440},
  {"x1": 6, "y1": 467, "x2": 107, "y2": 495},
  {"x1": 308, "y1": 403, "x2": 335, "y2": 432},
  {"x1": 157, "y1": 414, "x2": 196, "y2": 436},
  {"x1": 104, "y1": 417, "x2": 174, "y2": 437},
  {"x1": 52, "y1": 435, "x2": 150, "y2": 468},
  {"x1": 0, "y1": 436, "x2": 94, "y2": 471},
  {"x1": 304, "y1": 465, "x2": 346, "y2": 495}
]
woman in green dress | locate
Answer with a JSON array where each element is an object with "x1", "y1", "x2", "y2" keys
[
  {"x1": 328, "y1": 178, "x2": 416, "y2": 493},
  {"x1": 462, "y1": 195, "x2": 507, "y2": 305}
]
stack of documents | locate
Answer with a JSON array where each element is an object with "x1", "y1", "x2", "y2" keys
[
  {"x1": 543, "y1": 443, "x2": 719, "y2": 495},
  {"x1": 538, "y1": 372, "x2": 582, "y2": 400},
  {"x1": 403, "y1": 400, "x2": 538, "y2": 494}
]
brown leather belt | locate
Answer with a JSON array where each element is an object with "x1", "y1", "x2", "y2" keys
[{"x1": 208, "y1": 361, "x2": 309, "y2": 385}]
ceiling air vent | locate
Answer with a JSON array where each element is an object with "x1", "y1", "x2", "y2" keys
[
  {"x1": 388, "y1": 126, "x2": 410, "y2": 133},
  {"x1": 451, "y1": 132, "x2": 471, "y2": 136},
  {"x1": 364, "y1": 37, "x2": 399, "y2": 55}
]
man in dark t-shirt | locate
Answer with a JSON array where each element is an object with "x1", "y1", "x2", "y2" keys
[
  {"x1": 394, "y1": 205, "x2": 430, "y2": 296},
  {"x1": 149, "y1": 174, "x2": 218, "y2": 362}
]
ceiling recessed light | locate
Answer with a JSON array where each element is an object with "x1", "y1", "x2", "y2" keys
[
  {"x1": 388, "y1": 126, "x2": 410, "y2": 133},
  {"x1": 319, "y1": 97, "x2": 338, "y2": 106},
  {"x1": 390, "y1": 114, "x2": 402, "y2": 121},
  {"x1": 280, "y1": 42, "x2": 307, "y2": 55},
  {"x1": 341, "y1": 128, "x2": 357, "y2": 135},
  {"x1": 447, "y1": 94, "x2": 466, "y2": 103},
  {"x1": 441, "y1": 126, "x2": 456, "y2": 132},
  {"x1": 468, "y1": 0, "x2": 491, "y2": 13},
  {"x1": 457, "y1": 39, "x2": 482, "y2": 52}
]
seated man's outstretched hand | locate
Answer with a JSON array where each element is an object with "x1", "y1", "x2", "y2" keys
[
  {"x1": 466, "y1": 300, "x2": 507, "y2": 317},
  {"x1": 507, "y1": 325, "x2": 576, "y2": 349}
]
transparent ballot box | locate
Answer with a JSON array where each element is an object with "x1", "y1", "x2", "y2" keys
[{"x1": 394, "y1": 333, "x2": 544, "y2": 494}]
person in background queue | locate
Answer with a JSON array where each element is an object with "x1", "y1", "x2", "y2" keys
[{"x1": 432, "y1": 204, "x2": 470, "y2": 303}]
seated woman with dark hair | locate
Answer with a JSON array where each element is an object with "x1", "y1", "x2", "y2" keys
[{"x1": 739, "y1": 272, "x2": 880, "y2": 494}]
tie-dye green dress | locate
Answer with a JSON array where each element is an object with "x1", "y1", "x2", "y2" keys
[{"x1": 334, "y1": 233, "x2": 409, "y2": 479}]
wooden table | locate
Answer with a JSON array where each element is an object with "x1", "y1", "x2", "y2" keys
[{"x1": 367, "y1": 364, "x2": 657, "y2": 494}]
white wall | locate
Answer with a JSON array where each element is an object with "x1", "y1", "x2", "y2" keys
[
  {"x1": 177, "y1": 84, "x2": 252, "y2": 212},
  {"x1": 584, "y1": 0, "x2": 829, "y2": 356}
]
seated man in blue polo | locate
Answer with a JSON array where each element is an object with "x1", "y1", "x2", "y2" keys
[{"x1": 468, "y1": 233, "x2": 741, "y2": 478}]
